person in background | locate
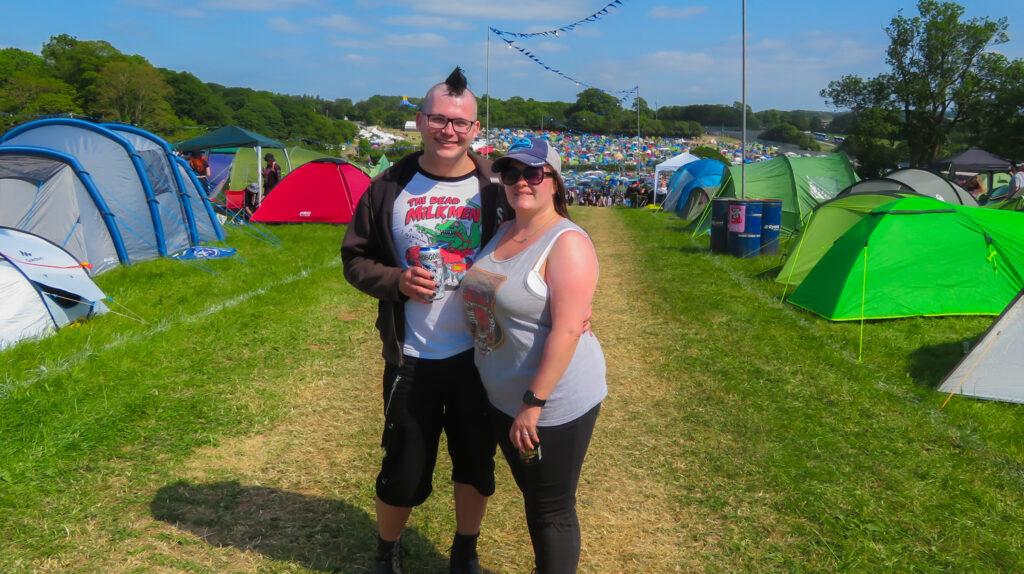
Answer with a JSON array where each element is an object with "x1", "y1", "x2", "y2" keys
[
  {"x1": 188, "y1": 151, "x2": 211, "y2": 191},
  {"x1": 462, "y1": 137, "x2": 607, "y2": 573},
  {"x1": 342, "y1": 66, "x2": 511, "y2": 574},
  {"x1": 262, "y1": 153, "x2": 282, "y2": 199},
  {"x1": 1011, "y1": 163, "x2": 1024, "y2": 197}
]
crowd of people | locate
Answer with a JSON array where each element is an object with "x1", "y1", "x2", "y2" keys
[{"x1": 566, "y1": 179, "x2": 654, "y2": 207}]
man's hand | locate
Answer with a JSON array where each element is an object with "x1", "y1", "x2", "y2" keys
[{"x1": 399, "y1": 266, "x2": 437, "y2": 303}]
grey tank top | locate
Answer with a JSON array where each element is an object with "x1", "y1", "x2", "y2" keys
[{"x1": 462, "y1": 218, "x2": 607, "y2": 426}]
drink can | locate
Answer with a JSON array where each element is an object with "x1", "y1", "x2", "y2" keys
[{"x1": 418, "y1": 245, "x2": 447, "y2": 301}]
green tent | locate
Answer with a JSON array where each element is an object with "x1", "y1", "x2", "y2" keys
[
  {"x1": 778, "y1": 192, "x2": 912, "y2": 287},
  {"x1": 369, "y1": 154, "x2": 392, "y2": 178},
  {"x1": 176, "y1": 126, "x2": 292, "y2": 200},
  {"x1": 695, "y1": 153, "x2": 859, "y2": 235},
  {"x1": 787, "y1": 195, "x2": 1024, "y2": 321}
]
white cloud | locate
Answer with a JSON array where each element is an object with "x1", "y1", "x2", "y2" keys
[
  {"x1": 536, "y1": 41, "x2": 567, "y2": 53},
  {"x1": 384, "y1": 15, "x2": 470, "y2": 30},
  {"x1": 643, "y1": 51, "x2": 714, "y2": 72},
  {"x1": 395, "y1": 0, "x2": 592, "y2": 20},
  {"x1": 314, "y1": 14, "x2": 364, "y2": 32},
  {"x1": 126, "y1": 0, "x2": 315, "y2": 14},
  {"x1": 343, "y1": 54, "x2": 377, "y2": 64},
  {"x1": 650, "y1": 6, "x2": 707, "y2": 19},
  {"x1": 206, "y1": 0, "x2": 315, "y2": 10},
  {"x1": 330, "y1": 37, "x2": 371, "y2": 49},
  {"x1": 383, "y1": 32, "x2": 447, "y2": 48},
  {"x1": 269, "y1": 17, "x2": 302, "y2": 33}
]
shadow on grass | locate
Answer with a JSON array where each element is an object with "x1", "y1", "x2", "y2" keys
[
  {"x1": 151, "y1": 480, "x2": 447, "y2": 573},
  {"x1": 908, "y1": 339, "x2": 971, "y2": 389}
]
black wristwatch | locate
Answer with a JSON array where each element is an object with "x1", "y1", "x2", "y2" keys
[{"x1": 522, "y1": 390, "x2": 547, "y2": 407}]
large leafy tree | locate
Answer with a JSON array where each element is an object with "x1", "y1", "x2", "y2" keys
[
  {"x1": 93, "y1": 57, "x2": 177, "y2": 129},
  {"x1": 821, "y1": 1, "x2": 1009, "y2": 166},
  {"x1": 41, "y1": 34, "x2": 125, "y2": 113},
  {"x1": 161, "y1": 69, "x2": 233, "y2": 126},
  {"x1": 959, "y1": 53, "x2": 1024, "y2": 161}
]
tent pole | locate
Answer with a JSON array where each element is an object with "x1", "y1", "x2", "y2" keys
[
  {"x1": 256, "y1": 145, "x2": 263, "y2": 206},
  {"x1": 284, "y1": 147, "x2": 293, "y2": 173},
  {"x1": 740, "y1": 0, "x2": 747, "y2": 200}
]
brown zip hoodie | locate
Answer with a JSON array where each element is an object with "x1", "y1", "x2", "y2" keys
[{"x1": 341, "y1": 150, "x2": 512, "y2": 366}]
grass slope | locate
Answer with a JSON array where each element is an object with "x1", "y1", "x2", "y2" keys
[{"x1": 619, "y1": 208, "x2": 1024, "y2": 570}]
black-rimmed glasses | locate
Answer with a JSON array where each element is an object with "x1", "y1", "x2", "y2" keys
[
  {"x1": 424, "y1": 114, "x2": 476, "y2": 134},
  {"x1": 500, "y1": 165, "x2": 555, "y2": 186}
]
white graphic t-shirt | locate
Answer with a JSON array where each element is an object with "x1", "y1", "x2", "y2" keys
[{"x1": 392, "y1": 167, "x2": 482, "y2": 358}]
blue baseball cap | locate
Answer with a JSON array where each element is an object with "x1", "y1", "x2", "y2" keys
[{"x1": 492, "y1": 137, "x2": 562, "y2": 177}]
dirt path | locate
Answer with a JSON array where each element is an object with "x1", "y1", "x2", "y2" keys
[{"x1": 44, "y1": 208, "x2": 713, "y2": 573}]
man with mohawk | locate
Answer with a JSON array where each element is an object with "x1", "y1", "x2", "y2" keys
[{"x1": 342, "y1": 67, "x2": 511, "y2": 574}]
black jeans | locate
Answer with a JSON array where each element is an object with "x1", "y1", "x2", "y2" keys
[{"x1": 490, "y1": 403, "x2": 601, "y2": 574}]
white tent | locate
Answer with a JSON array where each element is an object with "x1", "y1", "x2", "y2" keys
[
  {"x1": 939, "y1": 290, "x2": 1024, "y2": 403},
  {"x1": 653, "y1": 152, "x2": 699, "y2": 203},
  {"x1": 0, "y1": 227, "x2": 107, "y2": 351}
]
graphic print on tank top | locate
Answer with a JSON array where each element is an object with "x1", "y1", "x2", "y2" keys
[{"x1": 461, "y1": 267, "x2": 507, "y2": 354}]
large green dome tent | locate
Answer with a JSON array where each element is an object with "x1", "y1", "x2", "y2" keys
[{"x1": 786, "y1": 196, "x2": 1024, "y2": 321}]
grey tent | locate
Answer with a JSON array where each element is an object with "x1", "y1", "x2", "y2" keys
[
  {"x1": 0, "y1": 146, "x2": 127, "y2": 274},
  {"x1": 0, "y1": 118, "x2": 177, "y2": 262},
  {"x1": 175, "y1": 126, "x2": 292, "y2": 202},
  {"x1": 939, "y1": 290, "x2": 1024, "y2": 403},
  {"x1": 105, "y1": 124, "x2": 224, "y2": 244},
  {"x1": 838, "y1": 167, "x2": 977, "y2": 206}
]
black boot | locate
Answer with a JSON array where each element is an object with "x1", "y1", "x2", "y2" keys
[
  {"x1": 449, "y1": 532, "x2": 482, "y2": 574},
  {"x1": 374, "y1": 535, "x2": 403, "y2": 574}
]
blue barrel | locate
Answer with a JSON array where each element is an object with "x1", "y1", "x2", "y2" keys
[
  {"x1": 729, "y1": 199, "x2": 762, "y2": 258},
  {"x1": 710, "y1": 198, "x2": 731, "y2": 254},
  {"x1": 759, "y1": 199, "x2": 783, "y2": 255}
]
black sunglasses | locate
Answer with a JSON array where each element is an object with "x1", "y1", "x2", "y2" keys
[{"x1": 500, "y1": 165, "x2": 555, "y2": 186}]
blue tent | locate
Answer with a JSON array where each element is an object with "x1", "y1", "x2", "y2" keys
[
  {"x1": 0, "y1": 146, "x2": 128, "y2": 274},
  {"x1": 105, "y1": 124, "x2": 224, "y2": 243},
  {"x1": 662, "y1": 159, "x2": 726, "y2": 222},
  {"x1": 0, "y1": 119, "x2": 225, "y2": 272},
  {"x1": 1, "y1": 118, "x2": 177, "y2": 261}
]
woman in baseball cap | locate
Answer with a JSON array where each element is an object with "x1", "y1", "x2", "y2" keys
[{"x1": 461, "y1": 136, "x2": 607, "y2": 572}]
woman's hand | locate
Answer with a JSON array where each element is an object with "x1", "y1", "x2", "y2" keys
[{"x1": 510, "y1": 405, "x2": 542, "y2": 452}]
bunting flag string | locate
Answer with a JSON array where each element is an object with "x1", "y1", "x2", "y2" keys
[
  {"x1": 496, "y1": 35, "x2": 638, "y2": 103},
  {"x1": 489, "y1": 0, "x2": 624, "y2": 39}
]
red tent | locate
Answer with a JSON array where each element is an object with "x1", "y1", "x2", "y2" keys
[{"x1": 250, "y1": 158, "x2": 371, "y2": 224}]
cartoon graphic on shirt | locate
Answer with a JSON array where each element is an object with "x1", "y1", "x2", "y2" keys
[
  {"x1": 462, "y1": 268, "x2": 506, "y2": 354},
  {"x1": 401, "y1": 198, "x2": 481, "y2": 293}
]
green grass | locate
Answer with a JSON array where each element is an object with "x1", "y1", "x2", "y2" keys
[
  {"x1": 4, "y1": 208, "x2": 1024, "y2": 571},
  {"x1": 617, "y1": 208, "x2": 1024, "y2": 571},
  {"x1": 0, "y1": 223, "x2": 354, "y2": 565}
]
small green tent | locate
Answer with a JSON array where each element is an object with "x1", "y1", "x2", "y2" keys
[
  {"x1": 695, "y1": 153, "x2": 858, "y2": 235},
  {"x1": 369, "y1": 154, "x2": 392, "y2": 178},
  {"x1": 787, "y1": 195, "x2": 1024, "y2": 321}
]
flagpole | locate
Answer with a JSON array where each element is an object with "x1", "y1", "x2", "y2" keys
[
  {"x1": 741, "y1": 0, "x2": 747, "y2": 199},
  {"x1": 636, "y1": 86, "x2": 641, "y2": 179},
  {"x1": 485, "y1": 26, "x2": 491, "y2": 155}
]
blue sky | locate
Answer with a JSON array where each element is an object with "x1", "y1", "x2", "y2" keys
[{"x1": 4, "y1": 0, "x2": 1023, "y2": 111}]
